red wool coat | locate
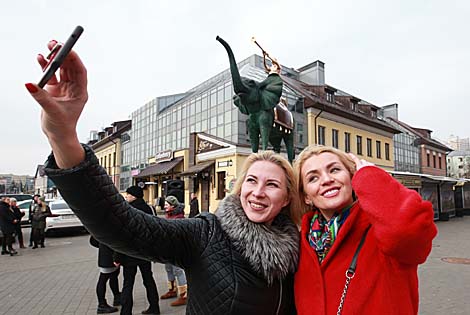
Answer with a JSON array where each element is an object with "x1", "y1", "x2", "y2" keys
[{"x1": 294, "y1": 166, "x2": 437, "y2": 315}]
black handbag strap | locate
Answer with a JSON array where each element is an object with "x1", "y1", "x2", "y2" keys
[
  {"x1": 347, "y1": 224, "x2": 371, "y2": 276},
  {"x1": 337, "y1": 225, "x2": 371, "y2": 315}
]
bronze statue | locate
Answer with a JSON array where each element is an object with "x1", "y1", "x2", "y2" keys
[{"x1": 216, "y1": 36, "x2": 295, "y2": 163}]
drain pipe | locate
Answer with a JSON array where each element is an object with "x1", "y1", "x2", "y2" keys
[{"x1": 313, "y1": 109, "x2": 323, "y2": 144}]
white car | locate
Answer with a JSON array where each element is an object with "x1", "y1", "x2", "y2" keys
[
  {"x1": 45, "y1": 199, "x2": 84, "y2": 232},
  {"x1": 17, "y1": 199, "x2": 33, "y2": 226}
]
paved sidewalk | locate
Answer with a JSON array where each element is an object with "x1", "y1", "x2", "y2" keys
[
  {"x1": 0, "y1": 230, "x2": 185, "y2": 315},
  {"x1": 1, "y1": 216, "x2": 469, "y2": 314}
]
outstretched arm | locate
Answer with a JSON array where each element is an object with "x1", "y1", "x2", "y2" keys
[{"x1": 25, "y1": 40, "x2": 88, "y2": 169}]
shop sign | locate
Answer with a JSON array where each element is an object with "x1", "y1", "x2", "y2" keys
[
  {"x1": 155, "y1": 150, "x2": 173, "y2": 163},
  {"x1": 218, "y1": 160, "x2": 233, "y2": 168}
]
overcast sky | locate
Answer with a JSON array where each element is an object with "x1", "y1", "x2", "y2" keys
[{"x1": 1, "y1": 0, "x2": 468, "y2": 175}]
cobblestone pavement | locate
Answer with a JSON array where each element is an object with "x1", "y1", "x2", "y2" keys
[{"x1": 1, "y1": 216, "x2": 469, "y2": 314}]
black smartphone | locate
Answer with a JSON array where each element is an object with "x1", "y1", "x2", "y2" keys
[{"x1": 38, "y1": 25, "x2": 84, "y2": 88}]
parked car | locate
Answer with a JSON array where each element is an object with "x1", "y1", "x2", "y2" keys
[
  {"x1": 45, "y1": 199, "x2": 84, "y2": 233},
  {"x1": 0, "y1": 194, "x2": 33, "y2": 202},
  {"x1": 17, "y1": 199, "x2": 33, "y2": 226}
]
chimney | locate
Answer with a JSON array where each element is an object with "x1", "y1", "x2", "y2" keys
[{"x1": 298, "y1": 60, "x2": 325, "y2": 85}]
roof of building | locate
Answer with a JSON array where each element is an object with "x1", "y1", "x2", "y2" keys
[{"x1": 387, "y1": 117, "x2": 452, "y2": 152}]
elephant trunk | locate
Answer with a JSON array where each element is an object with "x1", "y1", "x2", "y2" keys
[{"x1": 216, "y1": 36, "x2": 248, "y2": 94}]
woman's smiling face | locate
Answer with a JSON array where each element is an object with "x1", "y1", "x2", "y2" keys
[
  {"x1": 301, "y1": 152, "x2": 354, "y2": 220},
  {"x1": 240, "y1": 160, "x2": 290, "y2": 224}
]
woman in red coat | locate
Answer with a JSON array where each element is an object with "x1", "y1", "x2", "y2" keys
[{"x1": 293, "y1": 145, "x2": 437, "y2": 315}]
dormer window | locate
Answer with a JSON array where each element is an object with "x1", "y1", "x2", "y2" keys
[
  {"x1": 371, "y1": 109, "x2": 377, "y2": 118},
  {"x1": 326, "y1": 91, "x2": 335, "y2": 103},
  {"x1": 351, "y1": 102, "x2": 357, "y2": 111}
]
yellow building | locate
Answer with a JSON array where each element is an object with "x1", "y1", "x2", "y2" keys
[
  {"x1": 283, "y1": 74, "x2": 400, "y2": 170},
  {"x1": 90, "y1": 120, "x2": 131, "y2": 189}
]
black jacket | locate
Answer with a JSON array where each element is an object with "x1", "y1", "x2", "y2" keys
[
  {"x1": 90, "y1": 235, "x2": 116, "y2": 268},
  {"x1": 0, "y1": 201, "x2": 16, "y2": 234},
  {"x1": 189, "y1": 197, "x2": 199, "y2": 218},
  {"x1": 44, "y1": 145, "x2": 299, "y2": 315},
  {"x1": 113, "y1": 198, "x2": 154, "y2": 266}
]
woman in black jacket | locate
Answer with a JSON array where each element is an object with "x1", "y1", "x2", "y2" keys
[
  {"x1": 90, "y1": 235, "x2": 121, "y2": 314},
  {"x1": 26, "y1": 41, "x2": 301, "y2": 315}
]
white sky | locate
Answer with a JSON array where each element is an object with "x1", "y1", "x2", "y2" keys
[{"x1": 1, "y1": 0, "x2": 468, "y2": 175}]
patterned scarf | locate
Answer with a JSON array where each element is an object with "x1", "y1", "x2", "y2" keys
[{"x1": 307, "y1": 205, "x2": 352, "y2": 263}]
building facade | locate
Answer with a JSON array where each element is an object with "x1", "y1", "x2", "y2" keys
[
  {"x1": 99, "y1": 55, "x2": 411, "y2": 211},
  {"x1": 447, "y1": 151, "x2": 470, "y2": 178},
  {"x1": 89, "y1": 120, "x2": 131, "y2": 189}
]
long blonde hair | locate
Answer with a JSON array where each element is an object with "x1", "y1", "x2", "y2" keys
[
  {"x1": 232, "y1": 151, "x2": 302, "y2": 225},
  {"x1": 293, "y1": 145, "x2": 356, "y2": 219}
]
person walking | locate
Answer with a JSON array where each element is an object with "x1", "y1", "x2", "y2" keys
[
  {"x1": 10, "y1": 198, "x2": 25, "y2": 248},
  {"x1": 0, "y1": 196, "x2": 18, "y2": 256},
  {"x1": 31, "y1": 196, "x2": 51, "y2": 248},
  {"x1": 189, "y1": 193, "x2": 199, "y2": 218},
  {"x1": 113, "y1": 185, "x2": 160, "y2": 315},
  {"x1": 160, "y1": 196, "x2": 187, "y2": 307},
  {"x1": 292, "y1": 145, "x2": 437, "y2": 314},
  {"x1": 90, "y1": 235, "x2": 121, "y2": 314}
]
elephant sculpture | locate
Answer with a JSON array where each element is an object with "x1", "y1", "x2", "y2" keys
[{"x1": 216, "y1": 36, "x2": 295, "y2": 163}]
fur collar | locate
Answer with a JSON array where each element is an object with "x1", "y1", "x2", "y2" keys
[{"x1": 216, "y1": 194, "x2": 299, "y2": 284}]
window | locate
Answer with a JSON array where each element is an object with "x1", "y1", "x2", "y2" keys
[
  {"x1": 318, "y1": 126, "x2": 326, "y2": 145},
  {"x1": 439, "y1": 156, "x2": 442, "y2": 169},
  {"x1": 332, "y1": 129, "x2": 339, "y2": 148},
  {"x1": 427, "y1": 154, "x2": 430, "y2": 167},
  {"x1": 385, "y1": 143, "x2": 390, "y2": 160},
  {"x1": 344, "y1": 132, "x2": 351, "y2": 152},
  {"x1": 433, "y1": 155, "x2": 436, "y2": 168},
  {"x1": 367, "y1": 138, "x2": 372, "y2": 157},
  {"x1": 356, "y1": 136, "x2": 363, "y2": 155},
  {"x1": 376, "y1": 141, "x2": 381, "y2": 159},
  {"x1": 326, "y1": 92, "x2": 334, "y2": 103},
  {"x1": 217, "y1": 172, "x2": 226, "y2": 200}
]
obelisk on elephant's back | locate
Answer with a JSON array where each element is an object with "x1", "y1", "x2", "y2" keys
[{"x1": 216, "y1": 36, "x2": 295, "y2": 163}]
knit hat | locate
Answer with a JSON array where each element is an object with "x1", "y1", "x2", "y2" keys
[
  {"x1": 165, "y1": 195, "x2": 179, "y2": 207},
  {"x1": 38, "y1": 196, "x2": 46, "y2": 202},
  {"x1": 126, "y1": 185, "x2": 143, "y2": 198}
]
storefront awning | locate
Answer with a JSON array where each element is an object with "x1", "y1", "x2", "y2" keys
[
  {"x1": 180, "y1": 161, "x2": 215, "y2": 176},
  {"x1": 134, "y1": 157, "x2": 184, "y2": 178}
]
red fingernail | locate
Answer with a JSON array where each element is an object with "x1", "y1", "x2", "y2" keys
[{"x1": 25, "y1": 83, "x2": 38, "y2": 93}]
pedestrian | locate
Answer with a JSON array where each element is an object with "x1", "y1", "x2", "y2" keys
[
  {"x1": 90, "y1": 235, "x2": 121, "y2": 314},
  {"x1": 189, "y1": 193, "x2": 199, "y2": 218},
  {"x1": 31, "y1": 196, "x2": 52, "y2": 248},
  {"x1": 28, "y1": 194, "x2": 40, "y2": 247},
  {"x1": 0, "y1": 196, "x2": 19, "y2": 256},
  {"x1": 27, "y1": 41, "x2": 301, "y2": 314},
  {"x1": 113, "y1": 185, "x2": 160, "y2": 315},
  {"x1": 9, "y1": 198, "x2": 25, "y2": 248},
  {"x1": 160, "y1": 195, "x2": 187, "y2": 307},
  {"x1": 292, "y1": 145, "x2": 437, "y2": 314}
]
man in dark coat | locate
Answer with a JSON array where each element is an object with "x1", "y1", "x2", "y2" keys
[
  {"x1": 114, "y1": 186, "x2": 160, "y2": 315},
  {"x1": 189, "y1": 193, "x2": 199, "y2": 218},
  {"x1": 0, "y1": 197, "x2": 18, "y2": 256}
]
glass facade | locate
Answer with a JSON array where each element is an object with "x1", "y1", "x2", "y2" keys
[
  {"x1": 119, "y1": 55, "x2": 306, "y2": 189},
  {"x1": 393, "y1": 133, "x2": 420, "y2": 172}
]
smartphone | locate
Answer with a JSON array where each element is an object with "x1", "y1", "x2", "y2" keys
[{"x1": 38, "y1": 25, "x2": 84, "y2": 88}]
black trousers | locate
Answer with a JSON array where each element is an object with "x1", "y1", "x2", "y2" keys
[
  {"x1": 1, "y1": 232, "x2": 14, "y2": 252},
  {"x1": 15, "y1": 226, "x2": 23, "y2": 246},
  {"x1": 96, "y1": 268, "x2": 120, "y2": 305},
  {"x1": 120, "y1": 262, "x2": 159, "y2": 315}
]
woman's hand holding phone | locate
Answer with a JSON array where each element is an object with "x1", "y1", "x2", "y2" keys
[{"x1": 25, "y1": 25, "x2": 88, "y2": 169}]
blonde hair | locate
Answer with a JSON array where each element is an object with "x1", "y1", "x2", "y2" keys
[
  {"x1": 231, "y1": 151, "x2": 302, "y2": 225},
  {"x1": 293, "y1": 145, "x2": 356, "y2": 219}
]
